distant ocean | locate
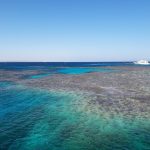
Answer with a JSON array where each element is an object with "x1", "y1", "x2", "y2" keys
[
  {"x1": 0, "y1": 62, "x2": 150, "y2": 150},
  {"x1": 0, "y1": 62, "x2": 135, "y2": 70}
]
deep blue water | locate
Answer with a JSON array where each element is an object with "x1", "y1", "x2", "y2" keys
[
  {"x1": 0, "y1": 62, "x2": 129, "y2": 78},
  {"x1": 0, "y1": 62, "x2": 123, "y2": 79},
  {"x1": 0, "y1": 62, "x2": 136, "y2": 71}
]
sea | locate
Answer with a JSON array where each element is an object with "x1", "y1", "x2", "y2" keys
[{"x1": 0, "y1": 62, "x2": 150, "y2": 150}]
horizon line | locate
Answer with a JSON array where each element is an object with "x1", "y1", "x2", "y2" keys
[{"x1": 0, "y1": 61, "x2": 135, "y2": 63}]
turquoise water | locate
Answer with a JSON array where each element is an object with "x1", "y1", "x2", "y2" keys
[
  {"x1": 0, "y1": 81, "x2": 15, "y2": 88},
  {"x1": 0, "y1": 83, "x2": 150, "y2": 150},
  {"x1": 28, "y1": 73, "x2": 51, "y2": 79},
  {"x1": 24, "y1": 68, "x2": 115, "y2": 79},
  {"x1": 57, "y1": 67, "x2": 114, "y2": 75}
]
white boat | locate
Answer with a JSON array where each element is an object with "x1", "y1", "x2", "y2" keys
[{"x1": 134, "y1": 60, "x2": 150, "y2": 65}]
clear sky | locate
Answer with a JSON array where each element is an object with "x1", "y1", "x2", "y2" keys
[{"x1": 0, "y1": 0, "x2": 150, "y2": 62}]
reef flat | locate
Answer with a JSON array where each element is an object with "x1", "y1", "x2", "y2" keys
[{"x1": 0, "y1": 65, "x2": 150, "y2": 149}]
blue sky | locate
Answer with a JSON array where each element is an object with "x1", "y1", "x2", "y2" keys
[{"x1": 0, "y1": 0, "x2": 150, "y2": 62}]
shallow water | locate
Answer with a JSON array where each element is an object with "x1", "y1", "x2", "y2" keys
[
  {"x1": 27, "y1": 73, "x2": 51, "y2": 79},
  {"x1": 0, "y1": 81, "x2": 15, "y2": 88},
  {"x1": 22, "y1": 67, "x2": 115, "y2": 79},
  {"x1": 57, "y1": 67, "x2": 114, "y2": 75},
  {"x1": 0, "y1": 83, "x2": 150, "y2": 150}
]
